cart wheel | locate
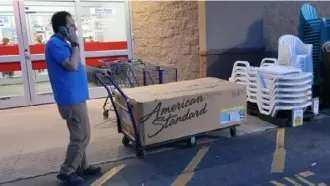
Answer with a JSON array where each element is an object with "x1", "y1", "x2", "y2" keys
[
  {"x1": 122, "y1": 136, "x2": 130, "y2": 146},
  {"x1": 230, "y1": 127, "x2": 237, "y2": 137},
  {"x1": 136, "y1": 149, "x2": 146, "y2": 159},
  {"x1": 103, "y1": 110, "x2": 109, "y2": 119},
  {"x1": 186, "y1": 137, "x2": 196, "y2": 147}
]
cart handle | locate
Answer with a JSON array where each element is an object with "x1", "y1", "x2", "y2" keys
[
  {"x1": 94, "y1": 72, "x2": 122, "y2": 134},
  {"x1": 94, "y1": 72, "x2": 114, "y2": 97},
  {"x1": 94, "y1": 72, "x2": 141, "y2": 148},
  {"x1": 99, "y1": 58, "x2": 130, "y2": 64}
]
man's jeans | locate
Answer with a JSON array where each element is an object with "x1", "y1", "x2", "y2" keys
[{"x1": 58, "y1": 101, "x2": 91, "y2": 175}]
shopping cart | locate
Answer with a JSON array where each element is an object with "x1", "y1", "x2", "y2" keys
[
  {"x1": 98, "y1": 58, "x2": 178, "y2": 118},
  {"x1": 98, "y1": 58, "x2": 133, "y2": 118},
  {"x1": 94, "y1": 61, "x2": 178, "y2": 158}
]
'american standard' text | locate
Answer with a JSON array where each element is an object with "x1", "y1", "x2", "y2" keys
[{"x1": 140, "y1": 96, "x2": 208, "y2": 138}]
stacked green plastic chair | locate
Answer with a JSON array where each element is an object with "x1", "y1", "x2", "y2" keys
[{"x1": 298, "y1": 3, "x2": 330, "y2": 86}]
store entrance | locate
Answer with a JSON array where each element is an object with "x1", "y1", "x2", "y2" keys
[{"x1": 0, "y1": 0, "x2": 132, "y2": 109}]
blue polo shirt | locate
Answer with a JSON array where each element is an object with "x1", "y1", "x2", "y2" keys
[{"x1": 45, "y1": 35, "x2": 89, "y2": 105}]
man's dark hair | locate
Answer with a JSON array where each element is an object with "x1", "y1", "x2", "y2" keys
[{"x1": 51, "y1": 11, "x2": 72, "y2": 33}]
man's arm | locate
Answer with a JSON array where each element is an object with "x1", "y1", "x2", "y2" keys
[
  {"x1": 61, "y1": 27, "x2": 80, "y2": 71},
  {"x1": 62, "y1": 46, "x2": 80, "y2": 71}
]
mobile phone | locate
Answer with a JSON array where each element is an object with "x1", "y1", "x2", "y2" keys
[{"x1": 59, "y1": 26, "x2": 69, "y2": 36}]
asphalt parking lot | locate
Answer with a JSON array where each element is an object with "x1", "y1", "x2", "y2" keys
[{"x1": 3, "y1": 117, "x2": 330, "y2": 186}]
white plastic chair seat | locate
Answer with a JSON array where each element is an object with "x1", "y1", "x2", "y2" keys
[
  {"x1": 263, "y1": 79, "x2": 312, "y2": 87},
  {"x1": 255, "y1": 67, "x2": 312, "y2": 117},
  {"x1": 259, "y1": 95, "x2": 312, "y2": 105},
  {"x1": 271, "y1": 101, "x2": 312, "y2": 117},
  {"x1": 253, "y1": 82, "x2": 312, "y2": 94},
  {"x1": 258, "y1": 87, "x2": 312, "y2": 99},
  {"x1": 259, "y1": 90, "x2": 312, "y2": 99},
  {"x1": 258, "y1": 99, "x2": 312, "y2": 116}
]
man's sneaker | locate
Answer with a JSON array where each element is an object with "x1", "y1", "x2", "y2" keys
[
  {"x1": 77, "y1": 166, "x2": 101, "y2": 176},
  {"x1": 57, "y1": 172, "x2": 84, "y2": 185}
]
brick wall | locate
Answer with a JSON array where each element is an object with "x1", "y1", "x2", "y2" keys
[{"x1": 131, "y1": 1, "x2": 200, "y2": 80}]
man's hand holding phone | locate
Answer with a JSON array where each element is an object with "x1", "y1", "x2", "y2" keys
[
  {"x1": 61, "y1": 26, "x2": 80, "y2": 71},
  {"x1": 66, "y1": 27, "x2": 78, "y2": 44}
]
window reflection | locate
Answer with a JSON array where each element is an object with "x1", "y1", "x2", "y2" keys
[
  {"x1": 0, "y1": 15, "x2": 18, "y2": 80},
  {"x1": 0, "y1": 15, "x2": 17, "y2": 44},
  {"x1": 81, "y1": 5, "x2": 127, "y2": 43},
  {"x1": 27, "y1": 14, "x2": 77, "y2": 44},
  {"x1": 0, "y1": 3, "x2": 128, "y2": 89}
]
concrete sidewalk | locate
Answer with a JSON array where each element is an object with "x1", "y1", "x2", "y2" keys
[{"x1": 0, "y1": 99, "x2": 275, "y2": 184}]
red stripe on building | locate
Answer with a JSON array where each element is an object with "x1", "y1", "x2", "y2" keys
[{"x1": 0, "y1": 41, "x2": 128, "y2": 72}]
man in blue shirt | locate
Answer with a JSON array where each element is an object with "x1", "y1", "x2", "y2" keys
[{"x1": 45, "y1": 11, "x2": 102, "y2": 184}]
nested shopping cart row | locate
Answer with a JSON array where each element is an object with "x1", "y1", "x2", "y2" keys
[{"x1": 97, "y1": 59, "x2": 178, "y2": 118}]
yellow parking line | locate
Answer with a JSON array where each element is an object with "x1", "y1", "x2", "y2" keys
[
  {"x1": 270, "y1": 171, "x2": 328, "y2": 186},
  {"x1": 270, "y1": 180, "x2": 287, "y2": 186},
  {"x1": 295, "y1": 174, "x2": 316, "y2": 186},
  {"x1": 90, "y1": 164, "x2": 126, "y2": 186},
  {"x1": 299, "y1": 171, "x2": 315, "y2": 177},
  {"x1": 284, "y1": 177, "x2": 302, "y2": 186},
  {"x1": 171, "y1": 146, "x2": 211, "y2": 186},
  {"x1": 271, "y1": 128, "x2": 286, "y2": 173},
  {"x1": 298, "y1": 171, "x2": 328, "y2": 186}
]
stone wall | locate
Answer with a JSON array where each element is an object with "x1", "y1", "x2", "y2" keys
[
  {"x1": 130, "y1": 1, "x2": 330, "y2": 80},
  {"x1": 130, "y1": 1, "x2": 200, "y2": 80},
  {"x1": 264, "y1": 1, "x2": 330, "y2": 51}
]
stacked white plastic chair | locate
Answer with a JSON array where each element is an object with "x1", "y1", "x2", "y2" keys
[
  {"x1": 278, "y1": 35, "x2": 313, "y2": 74},
  {"x1": 230, "y1": 61, "x2": 313, "y2": 117},
  {"x1": 229, "y1": 59, "x2": 277, "y2": 103}
]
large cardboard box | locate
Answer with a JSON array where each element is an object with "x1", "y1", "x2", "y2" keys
[{"x1": 114, "y1": 77, "x2": 247, "y2": 146}]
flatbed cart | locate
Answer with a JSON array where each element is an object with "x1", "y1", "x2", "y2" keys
[
  {"x1": 98, "y1": 59, "x2": 178, "y2": 119},
  {"x1": 94, "y1": 72, "x2": 239, "y2": 159}
]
